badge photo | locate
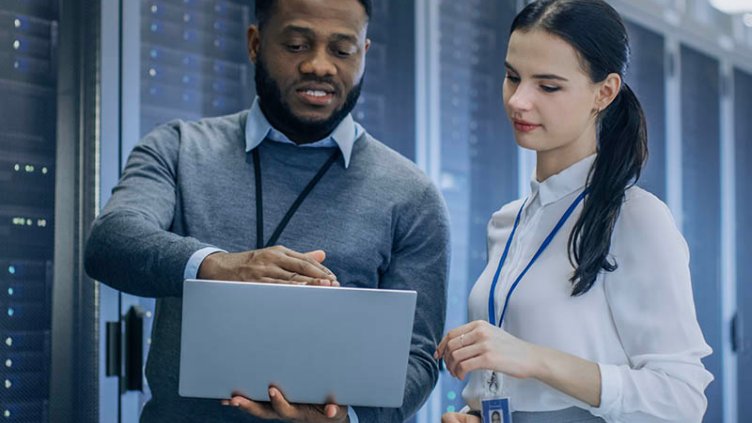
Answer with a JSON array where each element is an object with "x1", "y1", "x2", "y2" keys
[{"x1": 481, "y1": 397, "x2": 512, "y2": 423}]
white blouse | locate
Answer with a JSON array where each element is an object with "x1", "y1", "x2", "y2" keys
[{"x1": 461, "y1": 155, "x2": 713, "y2": 422}]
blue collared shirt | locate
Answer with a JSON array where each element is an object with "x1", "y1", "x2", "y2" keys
[
  {"x1": 244, "y1": 97, "x2": 362, "y2": 168},
  {"x1": 183, "y1": 98, "x2": 363, "y2": 423}
]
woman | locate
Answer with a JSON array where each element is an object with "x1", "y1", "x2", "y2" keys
[{"x1": 436, "y1": 1, "x2": 713, "y2": 422}]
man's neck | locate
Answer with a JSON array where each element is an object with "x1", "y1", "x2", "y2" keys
[{"x1": 259, "y1": 103, "x2": 336, "y2": 145}]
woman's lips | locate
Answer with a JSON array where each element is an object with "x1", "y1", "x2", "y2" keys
[{"x1": 513, "y1": 120, "x2": 541, "y2": 133}]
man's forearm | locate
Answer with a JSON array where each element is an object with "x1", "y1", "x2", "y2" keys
[{"x1": 85, "y1": 209, "x2": 210, "y2": 297}]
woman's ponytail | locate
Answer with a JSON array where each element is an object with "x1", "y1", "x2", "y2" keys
[{"x1": 568, "y1": 83, "x2": 648, "y2": 295}]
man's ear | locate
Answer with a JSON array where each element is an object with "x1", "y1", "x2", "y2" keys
[{"x1": 247, "y1": 25, "x2": 261, "y2": 64}]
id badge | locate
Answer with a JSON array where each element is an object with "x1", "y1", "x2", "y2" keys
[
  {"x1": 481, "y1": 397, "x2": 512, "y2": 423},
  {"x1": 481, "y1": 371, "x2": 512, "y2": 422}
]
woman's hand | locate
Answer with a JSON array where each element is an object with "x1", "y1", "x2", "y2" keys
[
  {"x1": 436, "y1": 320, "x2": 603, "y2": 407},
  {"x1": 435, "y1": 320, "x2": 543, "y2": 381},
  {"x1": 441, "y1": 412, "x2": 481, "y2": 423}
]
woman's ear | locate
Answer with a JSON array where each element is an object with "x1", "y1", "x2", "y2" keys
[{"x1": 594, "y1": 73, "x2": 622, "y2": 112}]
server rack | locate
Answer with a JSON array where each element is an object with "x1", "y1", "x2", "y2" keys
[
  {"x1": 0, "y1": 2, "x2": 59, "y2": 420},
  {"x1": 0, "y1": 1, "x2": 100, "y2": 421},
  {"x1": 735, "y1": 67, "x2": 752, "y2": 422},
  {"x1": 357, "y1": 0, "x2": 415, "y2": 160},
  {"x1": 139, "y1": 0, "x2": 254, "y2": 135},
  {"x1": 681, "y1": 44, "x2": 723, "y2": 423}
]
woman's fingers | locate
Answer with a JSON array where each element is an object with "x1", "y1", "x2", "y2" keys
[
  {"x1": 441, "y1": 412, "x2": 481, "y2": 423},
  {"x1": 452, "y1": 355, "x2": 487, "y2": 381},
  {"x1": 436, "y1": 322, "x2": 478, "y2": 359},
  {"x1": 438, "y1": 321, "x2": 507, "y2": 379},
  {"x1": 445, "y1": 343, "x2": 484, "y2": 377}
]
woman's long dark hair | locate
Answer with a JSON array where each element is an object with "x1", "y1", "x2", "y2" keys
[{"x1": 511, "y1": 0, "x2": 648, "y2": 296}]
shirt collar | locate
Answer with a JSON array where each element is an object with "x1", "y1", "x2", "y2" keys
[
  {"x1": 244, "y1": 97, "x2": 361, "y2": 168},
  {"x1": 530, "y1": 154, "x2": 596, "y2": 206}
]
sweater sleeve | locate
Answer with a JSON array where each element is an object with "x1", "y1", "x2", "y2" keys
[
  {"x1": 353, "y1": 183, "x2": 451, "y2": 422},
  {"x1": 84, "y1": 122, "x2": 215, "y2": 297},
  {"x1": 588, "y1": 191, "x2": 713, "y2": 422}
]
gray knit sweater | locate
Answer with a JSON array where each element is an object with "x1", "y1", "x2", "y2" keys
[{"x1": 84, "y1": 111, "x2": 450, "y2": 422}]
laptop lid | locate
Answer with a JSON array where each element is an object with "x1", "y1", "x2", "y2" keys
[{"x1": 178, "y1": 279, "x2": 417, "y2": 408}]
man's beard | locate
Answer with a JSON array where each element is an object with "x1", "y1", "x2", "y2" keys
[{"x1": 254, "y1": 54, "x2": 364, "y2": 142}]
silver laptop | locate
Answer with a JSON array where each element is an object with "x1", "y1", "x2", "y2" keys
[{"x1": 178, "y1": 279, "x2": 417, "y2": 408}]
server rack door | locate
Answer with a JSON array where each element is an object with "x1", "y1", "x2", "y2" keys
[
  {"x1": 735, "y1": 67, "x2": 752, "y2": 422},
  {"x1": 624, "y1": 21, "x2": 667, "y2": 201},
  {"x1": 680, "y1": 44, "x2": 723, "y2": 423},
  {"x1": 0, "y1": 1, "x2": 58, "y2": 421},
  {"x1": 356, "y1": 0, "x2": 416, "y2": 161}
]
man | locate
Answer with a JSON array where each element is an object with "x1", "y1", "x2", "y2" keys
[{"x1": 84, "y1": 0, "x2": 450, "y2": 421}]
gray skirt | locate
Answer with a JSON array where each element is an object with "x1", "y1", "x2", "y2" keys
[{"x1": 510, "y1": 407, "x2": 605, "y2": 423}]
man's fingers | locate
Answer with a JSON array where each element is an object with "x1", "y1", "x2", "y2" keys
[
  {"x1": 258, "y1": 261, "x2": 326, "y2": 284},
  {"x1": 283, "y1": 248, "x2": 337, "y2": 279},
  {"x1": 285, "y1": 271, "x2": 338, "y2": 287},
  {"x1": 304, "y1": 249, "x2": 326, "y2": 263},
  {"x1": 259, "y1": 273, "x2": 336, "y2": 287},
  {"x1": 276, "y1": 253, "x2": 335, "y2": 281},
  {"x1": 228, "y1": 395, "x2": 278, "y2": 419},
  {"x1": 274, "y1": 268, "x2": 326, "y2": 285},
  {"x1": 267, "y1": 387, "x2": 298, "y2": 420},
  {"x1": 324, "y1": 403, "x2": 339, "y2": 419}
]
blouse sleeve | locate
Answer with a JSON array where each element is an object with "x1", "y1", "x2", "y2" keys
[{"x1": 588, "y1": 190, "x2": 713, "y2": 423}]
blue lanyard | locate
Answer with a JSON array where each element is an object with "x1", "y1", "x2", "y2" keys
[{"x1": 488, "y1": 189, "x2": 589, "y2": 327}]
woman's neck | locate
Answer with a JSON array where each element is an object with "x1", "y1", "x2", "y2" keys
[{"x1": 535, "y1": 144, "x2": 596, "y2": 182}]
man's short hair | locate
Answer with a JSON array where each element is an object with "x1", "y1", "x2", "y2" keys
[{"x1": 255, "y1": 0, "x2": 373, "y2": 29}]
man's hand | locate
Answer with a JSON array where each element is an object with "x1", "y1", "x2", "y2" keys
[
  {"x1": 222, "y1": 387, "x2": 349, "y2": 423},
  {"x1": 198, "y1": 246, "x2": 339, "y2": 286}
]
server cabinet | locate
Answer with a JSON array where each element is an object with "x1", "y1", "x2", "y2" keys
[
  {"x1": 735, "y1": 67, "x2": 752, "y2": 422},
  {"x1": 680, "y1": 44, "x2": 723, "y2": 423},
  {"x1": 357, "y1": 0, "x2": 415, "y2": 160},
  {"x1": 0, "y1": 2, "x2": 59, "y2": 421},
  {"x1": 1, "y1": 0, "x2": 99, "y2": 422},
  {"x1": 624, "y1": 21, "x2": 667, "y2": 201},
  {"x1": 138, "y1": 0, "x2": 254, "y2": 136}
]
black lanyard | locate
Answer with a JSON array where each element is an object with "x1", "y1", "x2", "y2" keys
[{"x1": 253, "y1": 147, "x2": 341, "y2": 249}]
